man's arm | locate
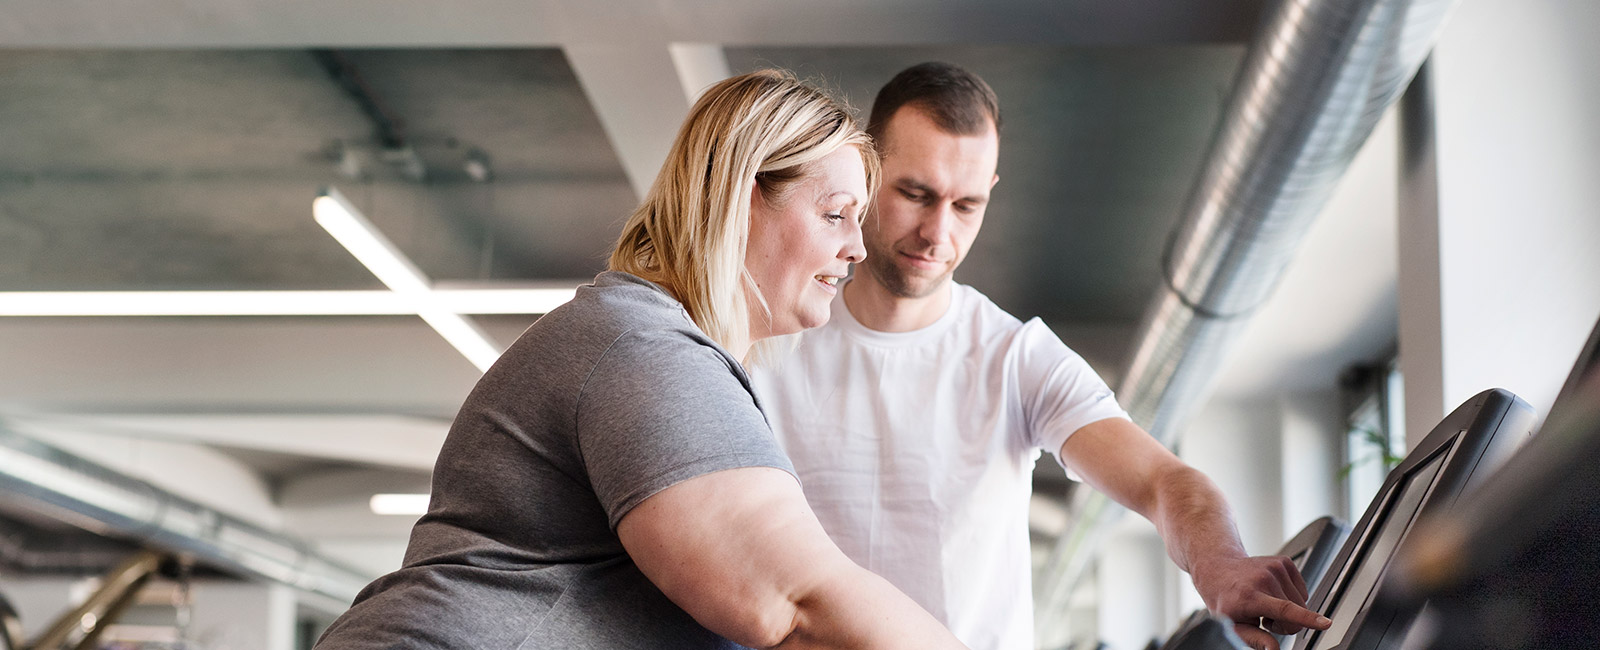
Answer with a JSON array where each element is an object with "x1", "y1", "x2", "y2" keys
[
  {"x1": 617, "y1": 466, "x2": 967, "y2": 650},
  {"x1": 1058, "y1": 418, "x2": 1330, "y2": 650}
]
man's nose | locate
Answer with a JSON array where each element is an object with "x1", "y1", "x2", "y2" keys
[{"x1": 917, "y1": 205, "x2": 955, "y2": 243}]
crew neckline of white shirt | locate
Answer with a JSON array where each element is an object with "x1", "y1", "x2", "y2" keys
[{"x1": 832, "y1": 276, "x2": 964, "y2": 348}]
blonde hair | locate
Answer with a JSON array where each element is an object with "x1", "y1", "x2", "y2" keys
[{"x1": 610, "y1": 70, "x2": 879, "y2": 361}]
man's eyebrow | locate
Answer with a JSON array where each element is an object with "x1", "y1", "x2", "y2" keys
[
  {"x1": 894, "y1": 178, "x2": 988, "y2": 204},
  {"x1": 894, "y1": 178, "x2": 936, "y2": 195}
]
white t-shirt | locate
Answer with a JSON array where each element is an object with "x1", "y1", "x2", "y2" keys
[{"x1": 750, "y1": 280, "x2": 1129, "y2": 650}]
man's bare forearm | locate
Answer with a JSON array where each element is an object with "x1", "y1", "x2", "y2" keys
[{"x1": 1149, "y1": 466, "x2": 1248, "y2": 573}]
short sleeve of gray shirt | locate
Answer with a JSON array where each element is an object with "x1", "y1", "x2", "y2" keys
[
  {"x1": 582, "y1": 325, "x2": 793, "y2": 528},
  {"x1": 579, "y1": 325, "x2": 793, "y2": 529}
]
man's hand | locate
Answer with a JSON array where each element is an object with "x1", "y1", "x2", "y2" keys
[
  {"x1": 1057, "y1": 420, "x2": 1331, "y2": 649},
  {"x1": 1190, "y1": 554, "x2": 1330, "y2": 650}
]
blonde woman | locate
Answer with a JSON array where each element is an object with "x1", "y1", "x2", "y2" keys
[{"x1": 314, "y1": 71, "x2": 968, "y2": 649}]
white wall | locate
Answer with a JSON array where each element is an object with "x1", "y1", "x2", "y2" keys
[
  {"x1": 1408, "y1": 0, "x2": 1600, "y2": 441},
  {"x1": 1178, "y1": 400, "x2": 1284, "y2": 557},
  {"x1": 1097, "y1": 517, "x2": 1168, "y2": 650},
  {"x1": 0, "y1": 574, "x2": 80, "y2": 640},
  {"x1": 188, "y1": 581, "x2": 297, "y2": 650},
  {"x1": 1278, "y1": 391, "x2": 1344, "y2": 537},
  {"x1": 0, "y1": 574, "x2": 295, "y2": 650}
]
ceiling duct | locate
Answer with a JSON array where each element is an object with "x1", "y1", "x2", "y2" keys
[
  {"x1": 1035, "y1": 0, "x2": 1459, "y2": 639},
  {"x1": 0, "y1": 426, "x2": 370, "y2": 613}
]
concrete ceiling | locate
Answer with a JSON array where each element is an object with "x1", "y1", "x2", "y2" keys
[{"x1": 0, "y1": 0, "x2": 1406, "y2": 587}]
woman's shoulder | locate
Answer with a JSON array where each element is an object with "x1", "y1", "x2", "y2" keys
[
  {"x1": 554, "y1": 271, "x2": 700, "y2": 341},
  {"x1": 494, "y1": 271, "x2": 715, "y2": 374}
]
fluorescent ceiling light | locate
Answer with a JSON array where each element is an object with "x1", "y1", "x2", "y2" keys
[
  {"x1": 313, "y1": 188, "x2": 431, "y2": 295},
  {"x1": 0, "y1": 288, "x2": 576, "y2": 316},
  {"x1": 415, "y1": 309, "x2": 502, "y2": 372},
  {"x1": 315, "y1": 185, "x2": 504, "y2": 372},
  {"x1": 369, "y1": 493, "x2": 431, "y2": 516},
  {"x1": 0, "y1": 186, "x2": 582, "y2": 373}
]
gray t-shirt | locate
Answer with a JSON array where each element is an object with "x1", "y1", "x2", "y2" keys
[{"x1": 315, "y1": 271, "x2": 795, "y2": 650}]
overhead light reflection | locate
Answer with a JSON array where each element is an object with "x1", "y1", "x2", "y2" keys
[
  {"x1": 369, "y1": 493, "x2": 430, "y2": 516},
  {"x1": 315, "y1": 185, "x2": 501, "y2": 372}
]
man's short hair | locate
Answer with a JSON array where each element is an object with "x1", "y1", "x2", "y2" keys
[{"x1": 867, "y1": 61, "x2": 1001, "y2": 150}]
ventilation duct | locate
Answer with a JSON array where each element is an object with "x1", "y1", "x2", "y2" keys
[
  {"x1": 0, "y1": 426, "x2": 369, "y2": 613},
  {"x1": 1035, "y1": 0, "x2": 1459, "y2": 639}
]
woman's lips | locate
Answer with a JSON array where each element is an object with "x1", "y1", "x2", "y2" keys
[{"x1": 813, "y1": 275, "x2": 841, "y2": 294}]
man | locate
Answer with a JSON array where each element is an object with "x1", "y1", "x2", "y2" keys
[{"x1": 750, "y1": 62, "x2": 1328, "y2": 650}]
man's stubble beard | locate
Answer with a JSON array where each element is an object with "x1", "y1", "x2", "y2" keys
[{"x1": 860, "y1": 243, "x2": 951, "y2": 300}]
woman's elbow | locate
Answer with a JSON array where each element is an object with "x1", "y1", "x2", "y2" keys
[{"x1": 700, "y1": 591, "x2": 801, "y2": 649}]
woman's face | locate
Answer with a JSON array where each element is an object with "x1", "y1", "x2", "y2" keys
[{"x1": 745, "y1": 145, "x2": 869, "y2": 340}]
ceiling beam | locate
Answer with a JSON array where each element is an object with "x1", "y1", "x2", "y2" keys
[
  {"x1": 11, "y1": 414, "x2": 447, "y2": 471},
  {"x1": 0, "y1": 1, "x2": 1264, "y2": 48},
  {"x1": 670, "y1": 43, "x2": 733, "y2": 102},
  {"x1": 0, "y1": 318, "x2": 502, "y2": 415},
  {"x1": 565, "y1": 42, "x2": 696, "y2": 199}
]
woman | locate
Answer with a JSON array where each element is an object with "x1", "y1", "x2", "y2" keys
[{"x1": 314, "y1": 71, "x2": 968, "y2": 649}]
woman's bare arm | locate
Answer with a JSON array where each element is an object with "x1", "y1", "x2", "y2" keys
[{"x1": 617, "y1": 466, "x2": 967, "y2": 649}]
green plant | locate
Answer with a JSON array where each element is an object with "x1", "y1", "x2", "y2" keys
[{"x1": 1339, "y1": 426, "x2": 1403, "y2": 479}]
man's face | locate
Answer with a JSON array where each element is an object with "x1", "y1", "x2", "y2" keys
[{"x1": 860, "y1": 106, "x2": 999, "y2": 299}]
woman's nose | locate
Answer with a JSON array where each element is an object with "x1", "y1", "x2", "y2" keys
[{"x1": 843, "y1": 223, "x2": 867, "y2": 263}]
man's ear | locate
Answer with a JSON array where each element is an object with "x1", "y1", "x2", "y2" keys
[{"x1": 991, "y1": 173, "x2": 1000, "y2": 190}]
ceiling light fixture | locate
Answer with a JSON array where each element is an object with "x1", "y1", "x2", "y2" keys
[
  {"x1": 313, "y1": 187, "x2": 432, "y2": 295},
  {"x1": 0, "y1": 188, "x2": 580, "y2": 374},
  {"x1": 314, "y1": 186, "x2": 501, "y2": 372},
  {"x1": 369, "y1": 493, "x2": 431, "y2": 516},
  {"x1": 0, "y1": 288, "x2": 577, "y2": 317}
]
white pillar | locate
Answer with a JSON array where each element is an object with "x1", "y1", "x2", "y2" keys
[
  {"x1": 187, "y1": 581, "x2": 297, "y2": 650},
  {"x1": 0, "y1": 574, "x2": 80, "y2": 640},
  {"x1": 0, "y1": 574, "x2": 296, "y2": 650},
  {"x1": 1178, "y1": 400, "x2": 1283, "y2": 556},
  {"x1": 1097, "y1": 517, "x2": 1168, "y2": 650},
  {"x1": 1278, "y1": 391, "x2": 1343, "y2": 536},
  {"x1": 565, "y1": 42, "x2": 696, "y2": 199},
  {"x1": 1396, "y1": 60, "x2": 1446, "y2": 449},
  {"x1": 668, "y1": 43, "x2": 732, "y2": 102}
]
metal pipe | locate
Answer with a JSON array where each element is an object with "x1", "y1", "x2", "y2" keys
[
  {"x1": 1035, "y1": 0, "x2": 1461, "y2": 639},
  {"x1": 0, "y1": 427, "x2": 369, "y2": 613},
  {"x1": 1124, "y1": 0, "x2": 1456, "y2": 442}
]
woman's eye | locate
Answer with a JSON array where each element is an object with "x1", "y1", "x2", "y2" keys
[{"x1": 824, "y1": 213, "x2": 846, "y2": 222}]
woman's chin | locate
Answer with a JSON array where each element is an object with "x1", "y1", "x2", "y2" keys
[
  {"x1": 768, "y1": 318, "x2": 826, "y2": 339},
  {"x1": 797, "y1": 310, "x2": 834, "y2": 332}
]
